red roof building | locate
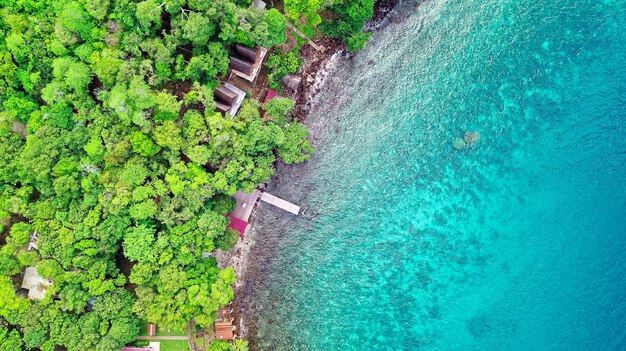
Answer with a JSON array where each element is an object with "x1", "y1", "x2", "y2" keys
[
  {"x1": 261, "y1": 89, "x2": 278, "y2": 121},
  {"x1": 226, "y1": 214, "x2": 248, "y2": 237},
  {"x1": 263, "y1": 89, "x2": 278, "y2": 103},
  {"x1": 121, "y1": 342, "x2": 160, "y2": 351}
]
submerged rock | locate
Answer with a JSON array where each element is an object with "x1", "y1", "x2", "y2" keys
[
  {"x1": 454, "y1": 131, "x2": 480, "y2": 150},
  {"x1": 282, "y1": 74, "x2": 301, "y2": 90},
  {"x1": 453, "y1": 138, "x2": 467, "y2": 150},
  {"x1": 464, "y1": 131, "x2": 481, "y2": 144}
]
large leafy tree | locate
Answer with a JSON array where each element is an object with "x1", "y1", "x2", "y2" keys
[
  {"x1": 321, "y1": 0, "x2": 375, "y2": 51},
  {"x1": 0, "y1": 0, "x2": 313, "y2": 350},
  {"x1": 284, "y1": 0, "x2": 325, "y2": 26}
]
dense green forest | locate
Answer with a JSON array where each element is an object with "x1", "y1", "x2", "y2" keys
[{"x1": 0, "y1": 0, "x2": 374, "y2": 350}]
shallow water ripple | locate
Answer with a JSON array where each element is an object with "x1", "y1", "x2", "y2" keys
[{"x1": 242, "y1": 0, "x2": 626, "y2": 350}]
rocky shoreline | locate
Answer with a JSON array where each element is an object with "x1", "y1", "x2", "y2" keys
[
  {"x1": 215, "y1": 0, "x2": 409, "y2": 342},
  {"x1": 290, "y1": 0, "x2": 414, "y2": 120},
  {"x1": 292, "y1": 36, "x2": 344, "y2": 120}
]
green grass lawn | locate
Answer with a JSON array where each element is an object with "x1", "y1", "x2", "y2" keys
[
  {"x1": 138, "y1": 321, "x2": 186, "y2": 337},
  {"x1": 194, "y1": 336, "x2": 206, "y2": 351},
  {"x1": 137, "y1": 320, "x2": 208, "y2": 350},
  {"x1": 159, "y1": 340, "x2": 191, "y2": 351}
]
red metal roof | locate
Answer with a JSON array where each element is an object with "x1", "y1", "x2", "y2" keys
[
  {"x1": 263, "y1": 89, "x2": 278, "y2": 103},
  {"x1": 261, "y1": 90, "x2": 279, "y2": 121},
  {"x1": 226, "y1": 214, "x2": 248, "y2": 237}
]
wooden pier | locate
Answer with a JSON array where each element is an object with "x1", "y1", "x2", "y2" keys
[
  {"x1": 230, "y1": 190, "x2": 301, "y2": 224},
  {"x1": 260, "y1": 192, "x2": 301, "y2": 215}
]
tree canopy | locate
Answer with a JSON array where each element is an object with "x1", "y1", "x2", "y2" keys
[
  {"x1": 321, "y1": 0, "x2": 375, "y2": 51},
  {"x1": 282, "y1": 0, "x2": 375, "y2": 51},
  {"x1": 0, "y1": 0, "x2": 312, "y2": 350}
]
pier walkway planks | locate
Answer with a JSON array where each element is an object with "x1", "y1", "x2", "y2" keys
[{"x1": 260, "y1": 192, "x2": 301, "y2": 215}]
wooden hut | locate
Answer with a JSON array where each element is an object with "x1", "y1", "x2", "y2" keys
[
  {"x1": 213, "y1": 84, "x2": 246, "y2": 117},
  {"x1": 147, "y1": 323, "x2": 157, "y2": 337},
  {"x1": 214, "y1": 86, "x2": 237, "y2": 106},
  {"x1": 21, "y1": 267, "x2": 52, "y2": 300},
  {"x1": 214, "y1": 321, "x2": 235, "y2": 340},
  {"x1": 215, "y1": 101, "x2": 231, "y2": 114},
  {"x1": 229, "y1": 57, "x2": 253, "y2": 76},
  {"x1": 235, "y1": 44, "x2": 258, "y2": 61},
  {"x1": 228, "y1": 44, "x2": 267, "y2": 82}
]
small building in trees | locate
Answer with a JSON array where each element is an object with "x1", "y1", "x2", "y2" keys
[
  {"x1": 224, "y1": 190, "x2": 261, "y2": 238},
  {"x1": 147, "y1": 323, "x2": 157, "y2": 336},
  {"x1": 215, "y1": 321, "x2": 235, "y2": 340},
  {"x1": 214, "y1": 83, "x2": 246, "y2": 117},
  {"x1": 27, "y1": 231, "x2": 39, "y2": 251},
  {"x1": 230, "y1": 190, "x2": 261, "y2": 222},
  {"x1": 253, "y1": 0, "x2": 266, "y2": 10},
  {"x1": 87, "y1": 296, "x2": 96, "y2": 311},
  {"x1": 261, "y1": 89, "x2": 279, "y2": 120},
  {"x1": 21, "y1": 266, "x2": 52, "y2": 300},
  {"x1": 226, "y1": 214, "x2": 248, "y2": 237},
  {"x1": 229, "y1": 44, "x2": 268, "y2": 82}
]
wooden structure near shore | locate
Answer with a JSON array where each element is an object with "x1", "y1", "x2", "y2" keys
[
  {"x1": 260, "y1": 192, "x2": 301, "y2": 214},
  {"x1": 21, "y1": 267, "x2": 52, "y2": 300},
  {"x1": 147, "y1": 323, "x2": 156, "y2": 337},
  {"x1": 214, "y1": 321, "x2": 235, "y2": 340},
  {"x1": 229, "y1": 44, "x2": 268, "y2": 82},
  {"x1": 226, "y1": 190, "x2": 301, "y2": 236},
  {"x1": 214, "y1": 83, "x2": 246, "y2": 117},
  {"x1": 232, "y1": 190, "x2": 261, "y2": 222},
  {"x1": 230, "y1": 190, "x2": 301, "y2": 220}
]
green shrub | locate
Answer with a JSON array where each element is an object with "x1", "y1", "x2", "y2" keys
[
  {"x1": 266, "y1": 50, "x2": 302, "y2": 90},
  {"x1": 216, "y1": 228, "x2": 240, "y2": 251}
]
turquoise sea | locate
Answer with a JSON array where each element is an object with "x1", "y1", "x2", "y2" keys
[{"x1": 242, "y1": 0, "x2": 626, "y2": 350}]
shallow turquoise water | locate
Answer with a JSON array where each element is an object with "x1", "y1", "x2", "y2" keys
[{"x1": 242, "y1": 0, "x2": 626, "y2": 349}]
